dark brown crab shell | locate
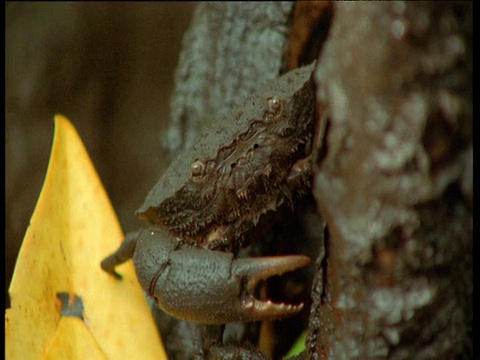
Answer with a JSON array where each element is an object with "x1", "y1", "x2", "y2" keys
[
  {"x1": 100, "y1": 63, "x2": 317, "y2": 326},
  {"x1": 136, "y1": 62, "x2": 316, "y2": 243}
]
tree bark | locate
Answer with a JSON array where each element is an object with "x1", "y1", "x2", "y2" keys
[
  {"x1": 311, "y1": 2, "x2": 472, "y2": 358},
  {"x1": 157, "y1": 2, "x2": 472, "y2": 358}
]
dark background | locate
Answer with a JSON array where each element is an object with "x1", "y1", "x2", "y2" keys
[{"x1": 6, "y1": 2, "x2": 196, "y2": 308}]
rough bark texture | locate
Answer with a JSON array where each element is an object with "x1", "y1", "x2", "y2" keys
[
  {"x1": 312, "y1": 2, "x2": 472, "y2": 358},
  {"x1": 154, "y1": 2, "x2": 473, "y2": 358}
]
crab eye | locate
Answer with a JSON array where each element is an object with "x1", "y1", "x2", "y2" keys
[
  {"x1": 266, "y1": 97, "x2": 281, "y2": 112},
  {"x1": 191, "y1": 160, "x2": 205, "y2": 177}
]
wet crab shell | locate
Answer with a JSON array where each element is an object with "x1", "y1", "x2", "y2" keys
[{"x1": 135, "y1": 63, "x2": 316, "y2": 220}]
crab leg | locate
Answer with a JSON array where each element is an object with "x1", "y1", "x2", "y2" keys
[{"x1": 101, "y1": 228, "x2": 143, "y2": 279}]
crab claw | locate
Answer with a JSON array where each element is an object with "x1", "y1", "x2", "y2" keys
[
  {"x1": 132, "y1": 229, "x2": 311, "y2": 325},
  {"x1": 232, "y1": 255, "x2": 311, "y2": 321}
]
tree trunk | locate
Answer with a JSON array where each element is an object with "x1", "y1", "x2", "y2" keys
[
  {"x1": 311, "y1": 2, "x2": 472, "y2": 358},
  {"x1": 161, "y1": 2, "x2": 472, "y2": 358}
]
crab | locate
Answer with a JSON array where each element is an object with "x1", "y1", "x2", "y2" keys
[{"x1": 101, "y1": 62, "x2": 316, "y2": 325}]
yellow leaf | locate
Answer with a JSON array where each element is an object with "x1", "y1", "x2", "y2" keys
[
  {"x1": 42, "y1": 318, "x2": 107, "y2": 360},
  {"x1": 6, "y1": 115, "x2": 167, "y2": 359}
]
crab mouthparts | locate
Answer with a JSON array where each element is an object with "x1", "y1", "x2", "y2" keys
[{"x1": 234, "y1": 255, "x2": 311, "y2": 320}]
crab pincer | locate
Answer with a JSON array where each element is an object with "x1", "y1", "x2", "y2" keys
[{"x1": 130, "y1": 229, "x2": 310, "y2": 325}]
